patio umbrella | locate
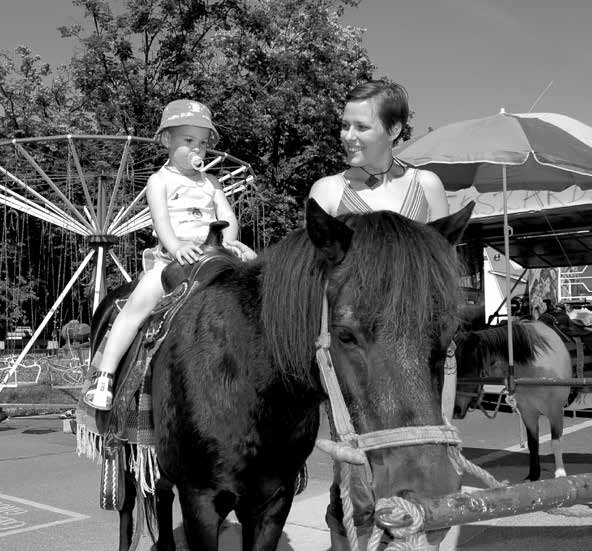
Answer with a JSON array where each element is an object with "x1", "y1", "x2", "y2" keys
[
  {"x1": 397, "y1": 111, "x2": 592, "y2": 191},
  {"x1": 396, "y1": 110, "x2": 592, "y2": 370}
]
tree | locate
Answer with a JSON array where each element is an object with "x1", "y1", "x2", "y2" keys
[
  {"x1": 0, "y1": 46, "x2": 98, "y2": 139},
  {"x1": 59, "y1": 0, "x2": 244, "y2": 135},
  {"x1": 201, "y1": 0, "x2": 375, "y2": 239}
]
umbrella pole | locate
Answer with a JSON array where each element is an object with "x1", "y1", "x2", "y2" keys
[{"x1": 502, "y1": 164, "x2": 515, "y2": 393}]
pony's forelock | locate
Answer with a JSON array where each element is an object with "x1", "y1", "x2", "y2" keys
[{"x1": 333, "y1": 212, "x2": 463, "y2": 340}]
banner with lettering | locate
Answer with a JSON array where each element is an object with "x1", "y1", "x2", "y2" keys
[{"x1": 447, "y1": 185, "x2": 592, "y2": 218}]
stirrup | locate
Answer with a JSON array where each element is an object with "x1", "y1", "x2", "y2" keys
[{"x1": 84, "y1": 371, "x2": 114, "y2": 411}]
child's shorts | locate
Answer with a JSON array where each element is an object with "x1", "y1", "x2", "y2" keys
[{"x1": 142, "y1": 244, "x2": 174, "y2": 272}]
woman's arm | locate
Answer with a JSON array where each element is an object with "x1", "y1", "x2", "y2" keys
[{"x1": 419, "y1": 170, "x2": 449, "y2": 220}]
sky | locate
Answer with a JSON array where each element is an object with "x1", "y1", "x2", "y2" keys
[{"x1": 0, "y1": 0, "x2": 591, "y2": 134}]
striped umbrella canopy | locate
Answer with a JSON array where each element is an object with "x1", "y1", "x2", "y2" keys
[{"x1": 396, "y1": 111, "x2": 592, "y2": 191}]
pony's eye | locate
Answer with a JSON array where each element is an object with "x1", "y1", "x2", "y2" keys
[{"x1": 336, "y1": 328, "x2": 358, "y2": 346}]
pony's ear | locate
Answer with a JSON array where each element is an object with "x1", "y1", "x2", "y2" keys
[
  {"x1": 428, "y1": 201, "x2": 475, "y2": 245},
  {"x1": 306, "y1": 198, "x2": 353, "y2": 265}
]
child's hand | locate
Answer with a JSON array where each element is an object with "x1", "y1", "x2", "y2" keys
[
  {"x1": 174, "y1": 243, "x2": 203, "y2": 265},
  {"x1": 224, "y1": 240, "x2": 258, "y2": 261}
]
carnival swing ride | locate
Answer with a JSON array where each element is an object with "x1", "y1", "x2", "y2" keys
[{"x1": 0, "y1": 135, "x2": 259, "y2": 393}]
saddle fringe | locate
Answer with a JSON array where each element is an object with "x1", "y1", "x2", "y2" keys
[
  {"x1": 76, "y1": 422, "x2": 104, "y2": 462},
  {"x1": 76, "y1": 423, "x2": 160, "y2": 497},
  {"x1": 128, "y1": 443, "x2": 160, "y2": 496}
]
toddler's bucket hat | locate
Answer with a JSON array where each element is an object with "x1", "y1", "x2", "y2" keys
[{"x1": 155, "y1": 99, "x2": 219, "y2": 146}]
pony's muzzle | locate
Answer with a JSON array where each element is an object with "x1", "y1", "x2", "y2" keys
[{"x1": 369, "y1": 446, "x2": 461, "y2": 507}]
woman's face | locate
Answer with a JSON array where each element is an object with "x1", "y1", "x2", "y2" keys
[{"x1": 340, "y1": 99, "x2": 397, "y2": 169}]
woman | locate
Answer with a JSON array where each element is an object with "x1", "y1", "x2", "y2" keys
[
  {"x1": 309, "y1": 80, "x2": 448, "y2": 222},
  {"x1": 309, "y1": 80, "x2": 455, "y2": 551}
]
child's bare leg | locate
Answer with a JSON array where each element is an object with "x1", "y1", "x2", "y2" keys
[{"x1": 84, "y1": 267, "x2": 165, "y2": 410}]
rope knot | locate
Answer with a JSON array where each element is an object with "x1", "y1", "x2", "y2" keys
[{"x1": 374, "y1": 496, "x2": 424, "y2": 538}]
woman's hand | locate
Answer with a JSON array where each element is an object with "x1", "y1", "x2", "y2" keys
[
  {"x1": 224, "y1": 240, "x2": 258, "y2": 261},
  {"x1": 174, "y1": 242, "x2": 203, "y2": 265}
]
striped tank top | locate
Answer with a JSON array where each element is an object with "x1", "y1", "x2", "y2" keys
[{"x1": 336, "y1": 168, "x2": 431, "y2": 223}]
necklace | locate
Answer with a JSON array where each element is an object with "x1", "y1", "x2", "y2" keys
[{"x1": 360, "y1": 158, "x2": 395, "y2": 189}]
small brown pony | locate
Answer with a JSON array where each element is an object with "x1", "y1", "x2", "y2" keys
[{"x1": 454, "y1": 321, "x2": 572, "y2": 481}]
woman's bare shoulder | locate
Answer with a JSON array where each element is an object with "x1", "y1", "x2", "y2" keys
[
  {"x1": 417, "y1": 169, "x2": 449, "y2": 218},
  {"x1": 308, "y1": 174, "x2": 345, "y2": 215},
  {"x1": 416, "y1": 168, "x2": 444, "y2": 190}
]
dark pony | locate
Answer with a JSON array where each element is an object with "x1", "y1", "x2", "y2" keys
[
  {"x1": 454, "y1": 321, "x2": 572, "y2": 481},
  {"x1": 96, "y1": 199, "x2": 473, "y2": 551}
]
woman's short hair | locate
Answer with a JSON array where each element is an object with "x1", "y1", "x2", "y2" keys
[{"x1": 346, "y1": 80, "x2": 409, "y2": 134}]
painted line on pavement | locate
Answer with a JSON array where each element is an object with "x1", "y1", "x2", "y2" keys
[
  {"x1": 0, "y1": 493, "x2": 89, "y2": 537},
  {"x1": 473, "y1": 418, "x2": 592, "y2": 466}
]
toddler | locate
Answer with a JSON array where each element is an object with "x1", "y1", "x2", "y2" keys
[{"x1": 84, "y1": 99, "x2": 253, "y2": 410}]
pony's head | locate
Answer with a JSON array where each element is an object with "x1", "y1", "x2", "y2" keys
[{"x1": 306, "y1": 199, "x2": 473, "y2": 542}]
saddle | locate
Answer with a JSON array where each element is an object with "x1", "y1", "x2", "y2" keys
[{"x1": 538, "y1": 313, "x2": 592, "y2": 397}]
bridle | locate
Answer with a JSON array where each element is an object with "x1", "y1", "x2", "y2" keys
[{"x1": 314, "y1": 290, "x2": 464, "y2": 549}]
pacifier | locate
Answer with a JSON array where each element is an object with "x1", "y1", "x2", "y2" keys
[
  {"x1": 173, "y1": 147, "x2": 205, "y2": 172},
  {"x1": 188, "y1": 151, "x2": 205, "y2": 171}
]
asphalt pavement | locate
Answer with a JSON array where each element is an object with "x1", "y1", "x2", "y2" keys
[{"x1": 1, "y1": 407, "x2": 592, "y2": 550}]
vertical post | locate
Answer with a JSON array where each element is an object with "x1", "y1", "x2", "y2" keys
[
  {"x1": 97, "y1": 173, "x2": 104, "y2": 229},
  {"x1": 502, "y1": 164, "x2": 515, "y2": 392},
  {"x1": 92, "y1": 246, "x2": 105, "y2": 314}
]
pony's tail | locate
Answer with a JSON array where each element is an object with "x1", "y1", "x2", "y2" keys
[{"x1": 143, "y1": 493, "x2": 159, "y2": 546}]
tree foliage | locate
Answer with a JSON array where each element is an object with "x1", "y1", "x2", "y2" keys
[{"x1": 0, "y1": 46, "x2": 98, "y2": 138}]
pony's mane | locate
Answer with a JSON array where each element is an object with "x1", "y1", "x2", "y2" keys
[
  {"x1": 260, "y1": 229, "x2": 325, "y2": 383},
  {"x1": 456, "y1": 323, "x2": 551, "y2": 375},
  {"x1": 260, "y1": 211, "x2": 463, "y2": 382}
]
